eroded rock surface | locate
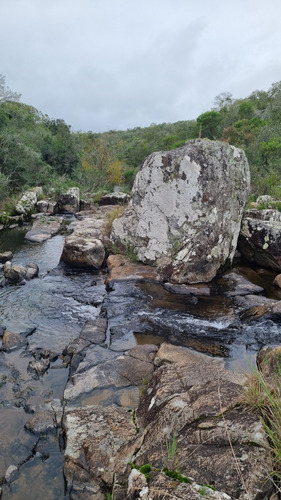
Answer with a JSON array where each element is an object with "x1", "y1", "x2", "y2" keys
[
  {"x1": 61, "y1": 208, "x2": 110, "y2": 269},
  {"x1": 25, "y1": 216, "x2": 64, "y2": 242},
  {"x1": 55, "y1": 187, "x2": 80, "y2": 214},
  {"x1": 239, "y1": 210, "x2": 281, "y2": 271},
  {"x1": 63, "y1": 343, "x2": 273, "y2": 499},
  {"x1": 111, "y1": 139, "x2": 250, "y2": 283},
  {"x1": 15, "y1": 187, "x2": 42, "y2": 217}
]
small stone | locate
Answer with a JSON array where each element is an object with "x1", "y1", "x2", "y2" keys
[
  {"x1": 5, "y1": 464, "x2": 18, "y2": 483},
  {"x1": 0, "y1": 251, "x2": 13, "y2": 263}
]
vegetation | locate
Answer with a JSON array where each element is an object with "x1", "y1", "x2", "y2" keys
[
  {"x1": 243, "y1": 355, "x2": 281, "y2": 486},
  {"x1": 2, "y1": 73, "x2": 281, "y2": 212}
]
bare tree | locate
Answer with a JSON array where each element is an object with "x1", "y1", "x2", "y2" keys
[{"x1": 0, "y1": 74, "x2": 21, "y2": 102}]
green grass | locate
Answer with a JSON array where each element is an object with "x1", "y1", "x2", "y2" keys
[{"x1": 243, "y1": 354, "x2": 281, "y2": 483}]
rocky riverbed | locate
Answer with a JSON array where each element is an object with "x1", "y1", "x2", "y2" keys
[{"x1": 0, "y1": 206, "x2": 281, "y2": 499}]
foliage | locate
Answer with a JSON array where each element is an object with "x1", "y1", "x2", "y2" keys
[
  {"x1": 3, "y1": 73, "x2": 281, "y2": 204},
  {"x1": 197, "y1": 111, "x2": 221, "y2": 139},
  {"x1": 243, "y1": 358, "x2": 281, "y2": 482}
]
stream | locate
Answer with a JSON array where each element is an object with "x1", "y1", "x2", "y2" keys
[{"x1": 1, "y1": 224, "x2": 281, "y2": 498}]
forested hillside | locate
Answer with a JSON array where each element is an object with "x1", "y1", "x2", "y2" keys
[{"x1": 1, "y1": 73, "x2": 281, "y2": 211}]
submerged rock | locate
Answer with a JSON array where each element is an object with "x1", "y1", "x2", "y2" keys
[{"x1": 111, "y1": 139, "x2": 250, "y2": 284}]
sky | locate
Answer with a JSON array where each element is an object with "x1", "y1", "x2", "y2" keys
[{"x1": 1, "y1": 0, "x2": 281, "y2": 133}]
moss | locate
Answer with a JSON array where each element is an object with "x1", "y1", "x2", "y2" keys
[{"x1": 163, "y1": 469, "x2": 191, "y2": 483}]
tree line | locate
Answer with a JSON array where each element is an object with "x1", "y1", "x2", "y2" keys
[{"x1": 1, "y1": 73, "x2": 281, "y2": 210}]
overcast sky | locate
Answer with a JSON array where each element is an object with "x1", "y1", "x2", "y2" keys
[{"x1": 1, "y1": 0, "x2": 281, "y2": 132}]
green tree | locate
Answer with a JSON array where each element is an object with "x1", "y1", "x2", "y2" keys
[{"x1": 197, "y1": 111, "x2": 221, "y2": 139}]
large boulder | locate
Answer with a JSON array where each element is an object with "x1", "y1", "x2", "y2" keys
[
  {"x1": 15, "y1": 187, "x2": 43, "y2": 217},
  {"x1": 61, "y1": 209, "x2": 110, "y2": 269},
  {"x1": 110, "y1": 139, "x2": 250, "y2": 284},
  {"x1": 238, "y1": 209, "x2": 281, "y2": 271},
  {"x1": 55, "y1": 187, "x2": 80, "y2": 214}
]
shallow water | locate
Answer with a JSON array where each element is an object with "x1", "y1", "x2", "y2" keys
[
  {"x1": 0, "y1": 227, "x2": 107, "y2": 499},
  {"x1": 1, "y1": 225, "x2": 281, "y2": 498}
]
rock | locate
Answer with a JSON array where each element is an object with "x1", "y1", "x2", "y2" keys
[
  {"x1": 273, "y1": 273, "x2": 281, "y2": 288},
  {"x1": 243, "y1": 208, "x2": 281, "y2": 222},
  {"x1": 25, "y1": 216, "x2": 64, "y2": 242},
  {"x1": 105, "y1": 254, "x2": 161, "y2": 287},
  {"x1": 24, "y1": 410, "x2": 56, "y2": 435},
  {"x1": 256, "y1": 195, "x2": 275, "y2": 206},
  {"x1": 5, "y1": 464, "x2": 18, "y2": 483},
  {"x1": 3, "y1": 261, "x2": 39, "y2": 283},
  {"x1": 238, "y1": 214, "x2": 281, "y2": 271},
  {"x1": 63, "y1": 342, "x2": 273, "y2": 499},
  {"x1": 99, "y1": 191, "x2": 130, "y2": 206},
  {"x1": 4, "y1": 261, "x2": 26, "y2": 283},
  {"x1": 61, "y1": 211, "x2": 110, "y2": 269},
  {"x1": 15, "y1": 187, "x2": 42, "y2": 216},
  {"x1": 257, "y1": 346, "x2": 281, "y2": 381},
  {"x1": 0, "y1": 251, "x2": 13, "y2": 263},
  {"x1": 1, "y1": 330, "x2": 26, "y2": 351},
  {"x1": 61, "y1": 236, "x2": 105, "y2": 268},
  {"x1": 55, "y1": 187, "x2": 80, "y2": 213},
  {"x1": 80, "y1": 318, "x2": 107, "y2": 345},
  {"x1": 219, "y1": 271, "x2": 264, "y2": 296},
  {"x1": 234, "y1": 293, "x2": 277, "y2": 311},
  {"x1": 63, "y1": 404, "x2": 138, "y2": 497},
  {"x1": 134, "y1": 344, "x2": 272, "y2": 500},
  {"x1": 36, "y1": 199, "x2": 56, "y2": 214},
  {"x1": 64, "y1": 347, "x2": 155, "y2": 402},
  {"x1": 28, "y1": 357, "x2": 50, "y2": 377},
  {"x1": 25, "y1": 263, "x2": 39, "y2": 280},
  {"x1": 110, "y1": 139, "x2": 250, "y2": 284},
  {"x1": 163, "y1": 282, "x2": 211, "y2": 296},
  {"x1": 127, "y1": 470, "x2": 233, "y2": 500}
]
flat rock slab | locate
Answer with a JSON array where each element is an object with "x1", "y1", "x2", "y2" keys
[
  {"x1": 220, "y1": 271, "x2": 264, "y2": 296},
  {"x1": 64, "y1": 404, "x2": 139, "y2": 497},
  {"x1": 134, "y1": 343, "x2": 272, "y2": 499},
  {"x1": 163, "y1": 281, "x2": 211, "y2": 295},
  {"x1": 25, "y1": 217, "x2": 64, "y2": 242},
  {"x1": 64, "y1": 344, "x2": 156, "y2": 403},
  {"x1": 105, "y1": 254, "x2": 161, "y2": 286},
  {"x1": 80, "y1": 318, "x2": 107, "y2": 344}
]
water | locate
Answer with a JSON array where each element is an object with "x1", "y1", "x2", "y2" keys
[
  {"x1": 0, "y1": 227, "x2": 107, "y2": 499},
  {"x1": 2, "y1": 225, "x2": 281, "y2": 498}
]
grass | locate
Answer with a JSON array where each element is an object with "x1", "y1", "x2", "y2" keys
[
  {"x1": 242, "y1": 353, "x2": 281, "y2": 485},
  {"x1": 106, "y1": 205, "x2": 126, "y2": 236}
]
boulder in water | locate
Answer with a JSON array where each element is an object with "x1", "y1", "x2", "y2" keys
[
  {"x1": 110, "y1": 139, "x2": 250, "y2": 284},
  {"x1": 238, "y1": 210, "x2": 281, "y2": 271},
  {"x1": 55, "y1": 187, "x2": 80, "y2": 213}
]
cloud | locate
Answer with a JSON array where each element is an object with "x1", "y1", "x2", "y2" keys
[{"x1": 1, "y1": 0, "x2": 281, "y2": 131}]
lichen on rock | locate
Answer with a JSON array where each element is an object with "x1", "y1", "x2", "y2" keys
[{"x1": 110, "y1": 139, "x2": 250, "y2": 284}]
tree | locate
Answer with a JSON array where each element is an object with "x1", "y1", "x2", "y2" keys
[
  {"x1": 196, "y1": 111, "x2": 221, "y2": 139},
  {"x1": 0, "y1": 74, "x2": 21, "y2": 102}
]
